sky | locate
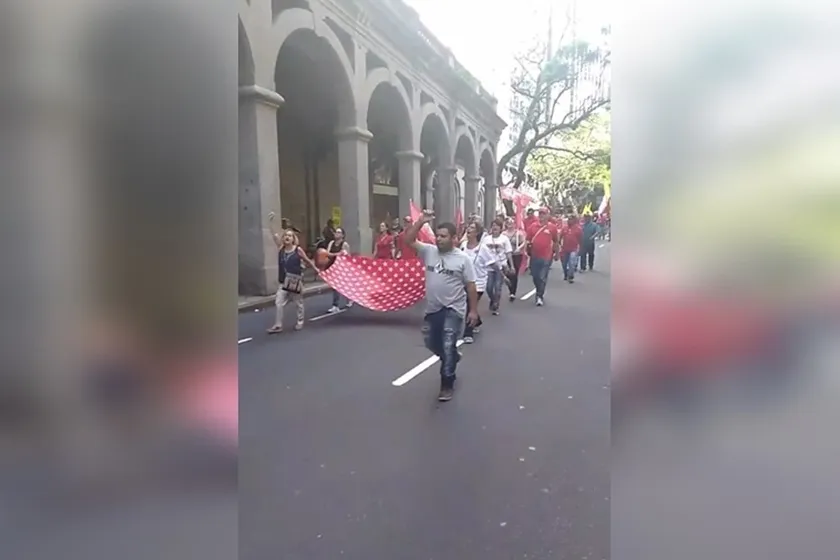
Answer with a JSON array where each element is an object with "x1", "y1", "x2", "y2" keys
[{"x1": 404, "y1": 0, "x2": 611, "y2": 138}]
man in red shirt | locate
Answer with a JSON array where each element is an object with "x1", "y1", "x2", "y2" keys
[
  {"x1": 559, "y1": 215, "x2": 583, "y2": 283},
  {"x1": 526, "y1": 208, "x2": 559, "y2": 306},
  {"x1": 524, "y1": 208, "x2": 538, "y2": 231},
  {"x1": 396, "y1": 216, "x2": 417, "y2": 259}
]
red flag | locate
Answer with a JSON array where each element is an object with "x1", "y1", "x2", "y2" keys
[
  {"x1": 320, "y1": 254, "x2": 425, "y2": 311},
  {"x1": 454, "y1": 205, "x2": 463, "y2": 227},
  {"x1": 409, "y1": 200, "x2": 436, "y2": 244}
]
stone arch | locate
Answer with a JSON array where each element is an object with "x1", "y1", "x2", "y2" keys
[
  {"x1": 479, "y1": 143, "x2": 497, "y2": 183},
  {"x1": 366, "y1": 70, "x2": 414, "y2": 228},
  {"x1": 453, "y1": 127, "x2": 478, "y2": 177},
  {"x1": 453, "y1": 129, "x2": 478, "y2": 218},
  {"x1": 416, "y1": 102, "x2": 451, "y2": 151},
  {"x1": 419, "y1": 108, "x2": 452, "y2": 216},
  {"x1": 479, "y1": 146, "x2": 498, "y2": 223},
  {"x1": 272, "y1": 7, "x2": 359, "y2": 249},
  {"x1": 238, "y1": 17, "x2": 254, "y2": 87},
  {"x1": 364, "y1": 68, "x2": 414, "y2": 151},
  {"x1": 263, "y1": 8, "x2": 356, "y2": 125}
]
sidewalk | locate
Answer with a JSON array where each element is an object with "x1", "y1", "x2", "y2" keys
[{"x1": 238, "y1": 281, "x2": 330, "y2": 312}]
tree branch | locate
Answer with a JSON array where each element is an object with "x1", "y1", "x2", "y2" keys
[{"x1": 534, "y1": 145, "x2": 599, "y2": 161}]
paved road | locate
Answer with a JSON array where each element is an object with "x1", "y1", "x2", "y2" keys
[{"x1": 239, "y1": 245, "x2": 611, "y2": 560}]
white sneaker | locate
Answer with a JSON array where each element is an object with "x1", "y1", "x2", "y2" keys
[
  {"x1": 463, "y1": 336, "x2": 474, "y2": 344},
  {"x1": 346, "y1": 301, "x2": 354, "y2": 308},
  {"x1": 328, "y1": 306, "x2": 340, "y2": 313},
  {"x1": 536, "y1": 297, "x2": 544, "y2": 306}
]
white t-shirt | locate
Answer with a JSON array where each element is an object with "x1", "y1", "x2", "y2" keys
[
  {"x1": 481, "y1": 233, "x2": 513, "y2": 267},
  {"x1": 504, "y1": 229, "x2": 526, "y2": 255},
  {"x1": 460, "y1": 239, "x2": 496, "y2": 292},
  {"x1": 414, "y1": 243, "x2": 476, "y2": 318}
]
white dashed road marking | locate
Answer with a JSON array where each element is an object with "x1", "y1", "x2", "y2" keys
[
  {"x1": 392, "y1": 339, "x2": 466, "y2": 387},
  {"x1": 520, "y1": 288, "x2": 537, "y2": 301},
  {"x1": 309, "y1": 308, "x2": 348, "y2": 322},
  {"x1": 238, "y1": 338, "x2": 253, "y2": 344}
]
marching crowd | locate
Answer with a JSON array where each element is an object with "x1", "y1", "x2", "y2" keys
[{"x1": 265, "y1": 206, "x2": 607, "y2": 401}]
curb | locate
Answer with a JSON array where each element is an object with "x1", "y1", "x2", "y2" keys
[{"x1": 238, "y1": 283, "x2": 332, "y2": 313}]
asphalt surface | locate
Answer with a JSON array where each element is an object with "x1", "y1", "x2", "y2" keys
[{"x1": 239, "y1": 245, "x2": 611, "y2": 560}]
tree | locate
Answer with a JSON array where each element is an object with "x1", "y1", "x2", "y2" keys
[
  {"x1": 527, "y1": 111, "x2": 611, "y2": 211},
  {"x1": 498, "y1": 22, "x2": 610, "y2": 191}
]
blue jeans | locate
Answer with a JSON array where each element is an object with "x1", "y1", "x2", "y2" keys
[
  {"x1": 332, "y1": 290, "x2": 346, "y2": 308},
  {"x1": 422, "y1": 308, "x2": 464, "y2": 386},
  {"x1": 530, "y1": 257, "x2": 552, "y2": 298},
  {"x1": 561, "y1": 251, "x2": 578, "y2": 280},
  {"x1": 486, "y1": 268, "x2": 503, "y2": 311}
]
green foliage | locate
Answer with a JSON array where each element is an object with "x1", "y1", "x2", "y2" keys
[
  {"x1": 527, "y1": 111, "x2": 611, "y2": 211},
  {"x1": 499, "y1": 24, "x2": 611, "y2": 190}
]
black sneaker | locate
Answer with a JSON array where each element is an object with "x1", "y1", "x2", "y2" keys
[
  {"x1": 438, "y1": 387, "x2": 454, "y2": 401},
  {"x1": 509, "y1": 294, "x2": 516, "y2": 301}
]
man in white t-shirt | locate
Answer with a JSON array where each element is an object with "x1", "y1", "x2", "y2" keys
[
  {"x1": 481, "y1": 219, "x2": 513, "y2": 315},
  {"x1": 403, "y1": 210, "x2": 479, "y2": 402}
]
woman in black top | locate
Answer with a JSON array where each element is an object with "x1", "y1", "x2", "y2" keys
[
  {"x1": 326, "y1": 227, "x2": 353, "y2": 313},
  {"x1": 267, "y1": 213, "x2": 317, "y2": 334}
]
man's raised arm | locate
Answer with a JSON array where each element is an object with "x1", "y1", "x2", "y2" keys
[{"x1": 404, "y1": 209, "x2": 433, "y2": 249}]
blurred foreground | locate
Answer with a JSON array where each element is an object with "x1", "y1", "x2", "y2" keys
[
  {"x1": 614, "y1": 0, "x2": 840, "y2": 558},
  {"x1": 0, "y1": 1, "x2": 237, "y2": 558}
]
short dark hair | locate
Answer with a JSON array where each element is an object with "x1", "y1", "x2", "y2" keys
[{"x1": 436, "y1": 222, "x2": 457, "y2": 237}]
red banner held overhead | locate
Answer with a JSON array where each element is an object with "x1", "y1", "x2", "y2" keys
[
  {"x1": 319, "y1": 254, "x2": 426, "y2": 311},
  {"x1": 409, "y1": 200, "x2": 437, "y2": 244}
]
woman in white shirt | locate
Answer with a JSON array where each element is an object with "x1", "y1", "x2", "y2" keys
[
  {"x1": 503, "y1": 217, "x2": 527, "y2": 300},
  {"x1": 460, "y1": 222, "x2": 496, "y2": 343},
  {"x1": 481, "y1": 219, "x2": 513, "y2": 315}
]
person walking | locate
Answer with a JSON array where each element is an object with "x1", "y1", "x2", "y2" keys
[
  {"x1": 559, "y1": 215, "x2": 583, "y2": 283},
  {"x1": 460, "y1": 222, "x2": 495, "y2": 344},
  {"x1": 373, "y1": 221, "x2": 395, "y2": 259},
  {"x1": 481, "y1": 219, "x2": 513, "y2": 315},
  {"x1": 403, "y1": 210, "x2": 479, "y2": 402},
  {"x1": 503, "y1": 217, "x2": 526, "y2": 300},
  {"x1": 326, "y1": 227, "x2": 353, "y2": 313},
  {"x1": 395, "y1": 216, "x2": 417, "y2": 259},
  {"x1": 526, "y1": 208, "x2": 559, "y2": 307},
  {"x1": 579, "y1": 214, "x2": 598, "y2": 272},
  {"x1": 267, "y1": 212, "x2": 318, "y2": 334}
]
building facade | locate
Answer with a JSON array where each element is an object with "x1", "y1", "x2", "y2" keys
[{"x1": 239, "y1": 0, "x2": 507, "y2": 295}]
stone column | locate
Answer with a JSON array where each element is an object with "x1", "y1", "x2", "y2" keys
[
  {"x1": 395, "y1": 150, "x2": 424, "y2": 219},
  {"x1": 335, "y1": 126, "x2": 374, "y2": 255},
  {"x1": 437, "y1": 166, "x2": 457, "y2": 222},
  {"x1": 239, "y1": 85, "x2": 284, "y2": 296},
  {"x1": 484, "y1": 183, "x2": 498, "y2": 225},
  {"x1": 421, "y1": 169, "x2": 436, "y2": 210},
  {"x1": 464, "y1": 176, "x2": 481, "y2": 218}
]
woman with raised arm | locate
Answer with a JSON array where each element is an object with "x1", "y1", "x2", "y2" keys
[{"x1": 267, "y1": 212, "x2": 318, "y2": 334}]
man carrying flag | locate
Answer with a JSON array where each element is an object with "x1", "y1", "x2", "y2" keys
[{"x1": 404, "y1": 209, "x2": 479, "y2": 402}]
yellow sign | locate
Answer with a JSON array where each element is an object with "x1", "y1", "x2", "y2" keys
[{"x1": 331, "y1": 206, "x2": 341, "y2": 226}]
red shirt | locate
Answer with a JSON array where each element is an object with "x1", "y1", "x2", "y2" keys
[
  {"x1": 524, "y1": 216, "x2": 538, "y2": 231},
  {"x1": 526, "y1": 221, "x2": 558, "y2": 260},
  {"x1": 560, "y1": 224, "x2": 583, "y2": 254},
  {"x1": 375, "y1": 233, "x2": 395, "y2": 259},
  {"x1": 396, "y1": 231, "x2": 417, "y2": 259}
]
